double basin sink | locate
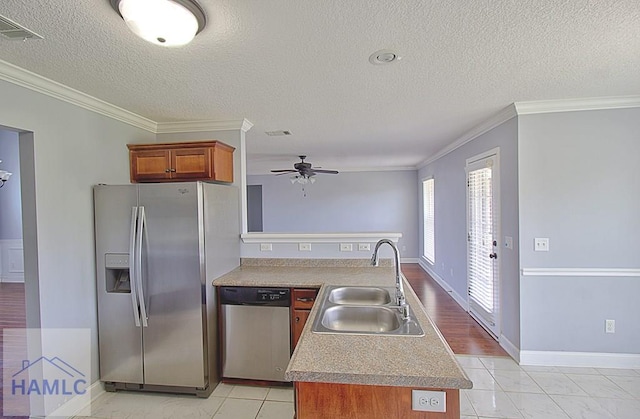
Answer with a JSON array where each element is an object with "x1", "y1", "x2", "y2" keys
[{"x1": 311, "y1": 286, "x2": 424, "y2": 336}]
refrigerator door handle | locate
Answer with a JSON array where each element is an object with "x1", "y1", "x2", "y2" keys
[
  {"x1": 129, "y1": 206, "x2": 141, "y2": 327},
  {"x1": 136, "y1": 206, "x2": 149, "y2": 327}
]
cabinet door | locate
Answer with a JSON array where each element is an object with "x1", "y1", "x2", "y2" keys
[
  {"x1": 171, "y1": 147, "x2": 212, "y2": 180},
  {"x1": 291, "y1": 309, "x2": 310, "y2": 350},
  {"x1": 130, "y1": 149, "x2": 171, "y2": 181}
]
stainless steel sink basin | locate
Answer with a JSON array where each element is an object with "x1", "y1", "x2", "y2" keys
[
  {"x1": 321, "y1": 306, "x2": 400, "y2": 332},
  {"x1": 311, "y1": 286, "x2": 424, "y2": 336},
  {"x1": 327, "y1": 286, "x2": 392, "y2": 305}
]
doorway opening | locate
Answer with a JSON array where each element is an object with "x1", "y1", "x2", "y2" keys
[{"x1": 0, "y1": 126, "x2": 39, "y2": 417}]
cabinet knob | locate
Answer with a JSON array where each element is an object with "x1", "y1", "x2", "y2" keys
[
  {"x1": 165, "y1": 169, "x2": 171, "y2": 173},
  {"x1": 295, "y1": 317, "x2": 300, "y2": 323}
]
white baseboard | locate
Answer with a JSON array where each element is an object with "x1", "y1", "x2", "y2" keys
[
  {"x1": 520, "y1": 350, "x2": 640, "y2": 369},
  {"x1": 499, "y1": 335, "x2": 520, "y2": 363},
  {"x1": 417, "y1": 259, "x2": 469, "y2": 311},
  {"x1": 46, "y1": 380, "x2": 105, "y2": 418},
  {"x1": 401, "y1": 258, "x2": 419, "y2": 263}
]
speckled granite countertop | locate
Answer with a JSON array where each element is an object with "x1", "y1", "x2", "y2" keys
[{"x1": 213, "y1": 259, "x2": 472, "y2": 390}]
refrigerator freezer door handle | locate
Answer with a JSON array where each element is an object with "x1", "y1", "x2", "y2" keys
[
  {"x1": 129, "y1": 206, "x2": 141, "y2": 327},
  {"x1": 136, "y1": 206, "x2": 149, "y2": 327}
]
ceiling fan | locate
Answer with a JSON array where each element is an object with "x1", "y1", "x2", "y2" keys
[{"x1": 271, "y1": 156, "x2": 339, "y2": 178}]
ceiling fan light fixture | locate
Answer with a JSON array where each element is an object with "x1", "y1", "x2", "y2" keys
[
  {"x1": 110, "y1": 0, "x2": 206, "y2": 47},
  {"x1": 290, "y1": 175, "x2": 315, "y2": 185}
]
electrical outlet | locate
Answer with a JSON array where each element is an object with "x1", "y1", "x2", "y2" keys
[
  {"x1": 605, "y1": 319, "x2": 615, "y2": 333},
  {"x1": 358, "y1": 243, "x2": 370, "y2": 251},
  {"x1": 534, "y1": 238, "x2": 549, "y2": 252},
  {"x1": 260, "y1": 243, "x2": 272, "y2": 251},
  {"x1": 340, "y1": 243, "x2": 353, "y2": 252},
  {"x1": 412, "y1": 390, "x2": 446, "y2": 412},
  {"x1": 298, "y1": 243, "x2": 311, "y2": 251}
]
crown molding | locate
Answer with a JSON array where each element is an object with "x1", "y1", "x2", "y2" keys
[
  {"x1": 514, "y1": 96, "x2": 640, "y2": 115},
  {"x1": 0, "y1": 59, "x2": 254, "y2": 135},
  {"x1": 417, "y1": 104, "x2": 517, "y2": 169},
  {"x1": 156, "y1": 118, "x2": 254, "y2": 134},
  {"x1": 0, "y1": 59, "x2": 157, "y2": 133}
]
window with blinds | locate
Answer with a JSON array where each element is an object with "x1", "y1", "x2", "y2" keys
[{"x1": 422, "y1": 178, "x2": 435, "y2": 264}]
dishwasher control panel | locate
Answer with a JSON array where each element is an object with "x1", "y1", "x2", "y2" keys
[{"x1": 219, "y1": 287, "x2": 291, "y2": 307}]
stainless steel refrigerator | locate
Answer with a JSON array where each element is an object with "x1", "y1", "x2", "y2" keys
[{"x1": 93, "y1": 182, "x2": 239, "y2": 397}]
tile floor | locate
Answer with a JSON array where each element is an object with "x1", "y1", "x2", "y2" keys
[
  {"x1": 74, "y1": 356, "x2": 640, "y2": 419},
  {"x1": 75, "y1": 383, "x2": 294, "y2": 419},
  {"x1": 457, "y1": 355, "x2": 640, "y2": 419}
]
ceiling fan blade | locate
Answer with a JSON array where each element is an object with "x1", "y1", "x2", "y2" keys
[
  {"x1": 271, "y1": 169, "x2": 297, "y2": 173},
  {"x1": 312, "y1": 169, "x2": 339, "y2": 174}
]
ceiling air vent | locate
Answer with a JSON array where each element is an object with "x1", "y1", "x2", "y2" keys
[
  {"x1": 265, "y1": 130, "x2": 292, "y2": 136},
  {"x1": 0, "y1": 14, "x2": 43, "y2": 40}
]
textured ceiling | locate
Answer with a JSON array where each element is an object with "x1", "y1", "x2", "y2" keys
[{"x1": 1, "y1": 0, "x2": 639, "y2": 174}]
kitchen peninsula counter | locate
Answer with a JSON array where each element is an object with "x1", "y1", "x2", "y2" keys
[{"x1": 213, "y1": 259, "x2": 472, "y2": 391}]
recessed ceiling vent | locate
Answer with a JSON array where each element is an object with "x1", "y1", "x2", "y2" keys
[
  {"x1": 265, "y1": 130, "x2": 292, "y2": 136},
  {"x1": 0, "y1": 14, "x2": 43, "y2": 41}
]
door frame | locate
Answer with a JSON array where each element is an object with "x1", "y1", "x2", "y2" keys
[{"x1": 465, "y1": 147, "x2": 501, "y2": 339}]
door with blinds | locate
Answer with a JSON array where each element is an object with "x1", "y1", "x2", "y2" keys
[{"x1": 466, "y1": 150, "x2": 500, "y2": 338}]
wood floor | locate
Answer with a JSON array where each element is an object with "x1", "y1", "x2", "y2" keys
[
  {"x1": 0, "y1": 283, "x2": 28, "y2": 419},
  {"x1": 402, "y1": 263, "x2": 508, "y2": 357}
]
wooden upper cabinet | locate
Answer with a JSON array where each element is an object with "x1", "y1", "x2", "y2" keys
[{"x1": 128, "y1": 141, "x2": 235, "y2": 183}]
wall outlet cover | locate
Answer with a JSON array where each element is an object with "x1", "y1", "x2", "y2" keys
[
  {"x1": 358, "y1": 243, "x2": 371, "y2": 251},
  {"x1": 260, "y1": 243, "x2": 272, "y2": 251},
  {"x1": 605, "y1": 319, "x2": 615, "y2": 333},
  {"x1": 340, "y1": 243, "x2": 353, "y2": 252},
  {"x1": 412, "y1": 390, "x2": 446, "y2": 412},
  {"x1": 298, "y1": 243, "x2": 312, "y2": 251}
]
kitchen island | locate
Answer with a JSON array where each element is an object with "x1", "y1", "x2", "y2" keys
[{"x1": 213, "y1": 259, "x2": 472, "y2": 418}]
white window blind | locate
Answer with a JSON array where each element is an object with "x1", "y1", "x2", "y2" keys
[
  {"x1": 467, "y1": 166, "x2": 496, "y2": 324},
  {"x1": 422, "y1": 178, "x2": 435, "y2": 264}
]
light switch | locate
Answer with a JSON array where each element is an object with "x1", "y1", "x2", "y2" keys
[{"x1": 534, "y1": 238, "x2": 549, "y2": 252}]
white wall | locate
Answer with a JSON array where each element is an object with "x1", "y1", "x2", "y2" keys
[
  {"x1": 246, "y1": 170, "x2": 419, "y2": 258},
  {"x1": 518, "y1": 108, "x2": 640, "y2": 355},
  {"x1": 418, "y1": 118, "x2": 520, "y2": 348},
  {"x1": 0, "y1": 78, "x2": 156, "y2": 387}
]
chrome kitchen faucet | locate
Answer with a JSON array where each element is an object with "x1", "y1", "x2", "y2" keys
[{"x1": 371, "y1": 239, "x2": 410, "y2": 320}]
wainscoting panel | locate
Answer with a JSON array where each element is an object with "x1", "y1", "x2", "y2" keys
[{"x1": 0, "y1": 239, "x2": 24, "y2": 283}]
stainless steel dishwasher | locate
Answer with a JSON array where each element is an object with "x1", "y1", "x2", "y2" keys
[{"x1": 219, "y1": 287, "x2": 291, "y2": 382}]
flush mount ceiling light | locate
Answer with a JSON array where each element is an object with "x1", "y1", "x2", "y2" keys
[
  {"x1": 110, "y1": 0, "x2": 206, "y2": 47},
  {"x1": 369, "y1": 49, "x2": 401, "y2": 65}
]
